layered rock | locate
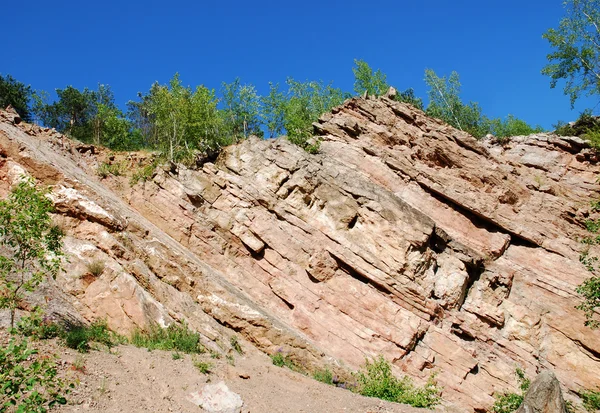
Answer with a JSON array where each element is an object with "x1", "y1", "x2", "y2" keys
[{"x1": 1, "y1": 95, "x2": 599, "y2": 412}]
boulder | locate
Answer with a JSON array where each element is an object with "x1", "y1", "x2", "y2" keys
[
  {"x1": 187, "y1": 381, "x2": 243, "y2": 413},
  {"x1": 515, "y1": 371, "x2": 567, "y2": 413}
]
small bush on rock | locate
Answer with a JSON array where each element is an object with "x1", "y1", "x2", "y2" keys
[
  {"x1": 491, "y1": 368, "x2": 530, "y2": 413},
  {"x1": 355, "y1": 356, "x2": 441, "y2": 408}
]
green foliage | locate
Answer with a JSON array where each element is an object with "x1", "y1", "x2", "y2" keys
[
  {"x1": 35, "y1": 85, "x2": 96, "y2": 141},
  {"x1": 395, "y1": 88, "x2": 425, "y2": 110},
  {"x1": 270, "y1": 350, "x2": 303, "y2": 372},
  {"x1": 193, "y1": 360, "x2": 212, "y2": 374},
  {"x1": 542, "y1": 0, "x2": 600, "y2": 107},
  {"x1": 313, "y1": 368, "x2": 334, "y2": 385},
  {"x1": 131, "y1": 73, "x2": 227, "y2": 162},
  {"x1": 130, "y1": 322, "x2": 205, "y2": 354},
  {"x1": 171, "y1": 352, "x2": 182, "y2": 360},
  {"x1": 63, "y1": 320, "x2": 121, "y2": 353},
  {"x1": 0, "y1": 337, "x2": 70, "y2": 412},
  {"x1": 283, "y1": 78, "x2": 347, "y2": 148},
  {"x1": 576, "y1": 195, "x2": 600, "y2": 328},
  {"x1": 0, "y1": 177, "x2": 64, "y2": 328},
  {"x1": 352, "y1": 60, "x2": 424, "y2": 109},
  {"x1": 0, "y1": 74, "x2": 33, "y2": 122},
  {"x1": 355, "y1": 356, "x2": 441, "y2": 408},
  {"x1": 484, "y1": 115, "x2": 545, "y2": 140},
  {"x1": 130, "y1": 160, "x2": 159, "y2": 184},
  {"x1": 14, "y1": 307, "x2": 61, "y2": 340},
  {"x1": 424, "y1": 69, "x2": 487, "y2": 137},
  {"x1": 554, "y1": 110, "x2": 600, "y2": 148},
  {"x1": 353, "y1": 59, "x2": 389, "y2": 97},
  {"x1": 221, "y1": 78, "x2": 263, "y2": 140},
  {"x1": 262, "y1": 82, "x2": 286, "y2": 138},
  {"x1": 33, "y1": 84, "x2": 138, "y2": 149},
  {"x1": 582, "y1": 389, "x2": 600, "y2": 411},
  {"x1": 491, "y1": 368, "x2": 530, "y2": 413},
  {"x1": 576, "y1": 275, "x2": 600, "y2": 328}
]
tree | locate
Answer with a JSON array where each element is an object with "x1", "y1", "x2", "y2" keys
[
  {"x1": 261, "y1": 82, "x2": 286, "y2": 138},
  {"x1": 542, "y1": 0, "x2": 600, "y2": 107},
  {"x1": 132, "y1": 73, "x2": 225, "y2": 161},
  {"x1": 34, "y1": 86, "x2": 96, "y2": 141},
  {"x1": 283, "y1": 78, "x2": 347, "y2": 148},
  {"x1": 221, "y1": 78, "x2": 263, "y2": 140},
  {"x1": 424, "y1": 69, "x2": 486, "y2": 137},
  {"x1": 0, "y1": 74, "x2": 33, "y2": 122},
  {"x1": 353, "y1": 59, "x2": 389, "y2": 97},
  {"x1": 396, "y1": 88, "x2": 424, "y2": 110},
  {"x1": 0, "y1": 177, "x2": 63, "y2": 328}
]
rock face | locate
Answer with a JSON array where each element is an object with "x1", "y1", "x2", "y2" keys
[
  {"x1": 516, "y1": 371, "x2": 567, "y2": 413},
  {"x1": 1, "y1": 96, "x2": 599, "y2": 412}
]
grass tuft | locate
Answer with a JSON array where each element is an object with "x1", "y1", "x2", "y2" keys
[{"x1": 130, "y1": 322, "x2": 205, "y2": 354}]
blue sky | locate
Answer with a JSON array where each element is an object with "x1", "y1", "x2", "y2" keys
[{"x1": 3, "y1": 0, "x2": 598, "y2": 129}]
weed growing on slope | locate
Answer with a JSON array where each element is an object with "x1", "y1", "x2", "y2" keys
[
  {"x1": 194, "y1": 360, "x2": 212, "y2": 374},
  {"x1": 97, "y1": 161, "x2": 125, "y2": 178},
  {"x1": 270, "y1": 350, "x2": 303, "y2": 373},
  {"x1": 131, "y1": 322, "x2": 205, "y2": 354},
  {"x1": 230, "y1": 335, "x2": 243, "y2": 354},
  {"x1": 313, "y1": 367, "x2": 334, "y2": 385},
  {"x1": 86, "y1": 260, "x2": 106, "y2": 277},
  {"x1": 63, "y1": 320, "x2": 122, "y2": 353}
]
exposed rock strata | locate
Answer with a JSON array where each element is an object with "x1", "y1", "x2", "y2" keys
[{"x1": 1, "y1": 96, "x2": 599, "y2": 412}]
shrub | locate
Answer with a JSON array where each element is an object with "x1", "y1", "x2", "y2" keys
[
  {"x1": 0, "y1": 337, "x2": 70, "y2": 412},
  {"x1": 491, "y1": 368, "x2": 530, "y2": 413},
  {"x1": 130, "y1": 322, "x2": 204, "y2": 354},
  {"x1": 0, "y1": 177, "x2": 64, "y2": 328},
  {"x1": 554, "y1": 111, "x2": 600, "y2": 149},
  {"x1": 86, "y1": 260, "x2": 105, "y2": 277},
  {"x1": 14, "y1": 307, "x2": 61, "y2": 340},
  {"x1": 63, "y1": 319, "x2": 121, "y2": 353},
  {"x1": 355, "y1": 356, "x2": 441, "y2": 408},
  {"x1": 582, "y1": 390, "x2": 600, "y2": 412}
]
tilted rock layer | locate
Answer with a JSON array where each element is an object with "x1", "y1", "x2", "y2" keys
[{"x1": 1, "y1": 96, "x2": 599, "y2": 412}]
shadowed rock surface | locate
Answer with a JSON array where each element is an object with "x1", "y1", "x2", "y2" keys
[
  {"x1": 515, "y1": 371, "x2": 567, "y2": 413},
  {"x1": 1, "y1": 95, "x2": 599, "y2": 412}
]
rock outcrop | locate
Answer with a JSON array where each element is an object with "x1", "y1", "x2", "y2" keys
[
  {"x1": 516, "y1": 371, "x2": 567, "y2": 413},
  {"x1": 1, "y1": 95, "x2": 599, "y2": 412}
]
